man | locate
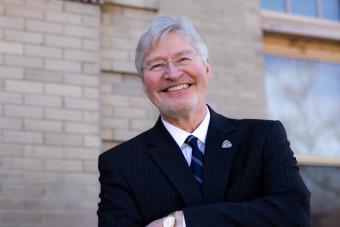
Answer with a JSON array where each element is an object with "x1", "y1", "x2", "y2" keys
[{"x1": 98, "y1": 15, "x2": 310, "y2": 227}]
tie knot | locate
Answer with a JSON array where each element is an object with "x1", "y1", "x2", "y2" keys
[{"x1": 185, "y1": 135, "x2": 198, "y2": 148}]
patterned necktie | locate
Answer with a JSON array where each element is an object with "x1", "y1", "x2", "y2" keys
[{"x1": 185, "y1": 135, "x2": 204, "y2": 186}]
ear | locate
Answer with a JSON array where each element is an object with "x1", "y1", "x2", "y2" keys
[{"x1": 205, "y1": 59, "x2": 212, "y2": 80}]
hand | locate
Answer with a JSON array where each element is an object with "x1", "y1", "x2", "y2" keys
[{"x1": 145, "y1": 211, "x2": 184, "y2": 227}]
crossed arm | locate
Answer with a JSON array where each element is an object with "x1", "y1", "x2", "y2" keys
[{"x1": 98, "y1": 122, "x2": 310, "y2": 227}]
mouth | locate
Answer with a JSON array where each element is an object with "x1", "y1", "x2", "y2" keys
[{"x1": 163, "y1": 83, "x2": 191, "y2": 92}]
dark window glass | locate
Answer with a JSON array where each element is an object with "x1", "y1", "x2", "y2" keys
[
  {"x1": 291, "y1": 0, "x2": 318, "y2": 17},
  {"x1": 322, "y1": 0, "x2": 340, "y2": 20},
  {"x1": 261, "y1": 0, "x2": 286, "y2": 12}
]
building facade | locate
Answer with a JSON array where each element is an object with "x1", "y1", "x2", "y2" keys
[{"x1": 0, "y1": 0, "x2": 339, "y2": 226}]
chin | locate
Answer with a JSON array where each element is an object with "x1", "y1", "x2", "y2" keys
[{"x1": 158, "y1": 99, "x2": 201, "y2": 118}]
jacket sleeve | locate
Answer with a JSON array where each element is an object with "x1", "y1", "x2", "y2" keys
[
  {"x1": 183, "y1": 121, "x2": 311, "y2": 227},
  {"x1": 97, "y1": 152, "x2": 143, "y2": 227}
]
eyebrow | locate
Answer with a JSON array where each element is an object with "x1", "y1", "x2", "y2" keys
[{"x1": 144, "y1": 50, "x2": 196, "y2": 66}]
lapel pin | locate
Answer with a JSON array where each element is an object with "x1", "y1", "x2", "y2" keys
[{"x1": 222, "y1": 140, "x2": 232, "y2": 149}]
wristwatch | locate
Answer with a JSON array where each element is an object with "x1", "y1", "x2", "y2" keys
[{"x1": 163, "y1": 212, "x2": 176, "y2": 227}]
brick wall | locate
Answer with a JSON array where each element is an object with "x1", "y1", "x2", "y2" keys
[
  {"x1": 0, "y1": 0, "x2": 101, "y2": 226},
  {"x1": 0, "y1": 0, "x2": 266, "y2": 226}
]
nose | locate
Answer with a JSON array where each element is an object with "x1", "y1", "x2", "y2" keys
[{"x1": 164, "y1": 61, "x2": 182, "y2": 79}]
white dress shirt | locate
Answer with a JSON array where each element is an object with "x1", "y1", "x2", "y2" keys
[{"x1": 161, "y1": 107, "x2": 211, "y2": 227}]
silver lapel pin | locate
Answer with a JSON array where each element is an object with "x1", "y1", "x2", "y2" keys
[{"x1": 222, "y1": 139, "x2": 232, "y2": 148}]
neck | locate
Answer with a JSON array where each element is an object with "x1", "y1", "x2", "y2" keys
[{"x1": 161, "y1": 105, "x2": 207, "y2": 133}]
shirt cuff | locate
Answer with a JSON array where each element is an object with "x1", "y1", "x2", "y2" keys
[{"x1": 182, "y1": 215, "x2": 186, "y2": 227}]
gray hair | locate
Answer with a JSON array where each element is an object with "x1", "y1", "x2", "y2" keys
[{"x1": 135, "y1": 14, "x2": 208, "y2": 77}]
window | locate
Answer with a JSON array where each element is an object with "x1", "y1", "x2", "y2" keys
[
  {"x1": 261, "y1": 0, "x2": 340, "y2": 21},
  {"x1": 263, "y1": 33, "x2": 340, "y2": 164}
]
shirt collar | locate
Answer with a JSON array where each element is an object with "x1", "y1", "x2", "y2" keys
[{"x1": 161, "y1": 106, "x2": 210, "y2": 148}]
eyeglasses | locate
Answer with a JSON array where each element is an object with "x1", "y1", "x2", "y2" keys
[{"x1": 143, "y1": 52, "x2": 200, "y2": 73}]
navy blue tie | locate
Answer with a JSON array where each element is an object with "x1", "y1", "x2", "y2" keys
[{"x1": 185, "y1": 135, "x2": 204, "y2": 186}]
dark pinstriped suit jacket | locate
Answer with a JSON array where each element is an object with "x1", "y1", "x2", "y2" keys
[{"x1": 98, "y1": 108, "x2": 310, "y2": 227}]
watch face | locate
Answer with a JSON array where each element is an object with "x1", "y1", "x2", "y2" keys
[{"x1": 163, "y1": 216, "x2": 175, "y2": 227}]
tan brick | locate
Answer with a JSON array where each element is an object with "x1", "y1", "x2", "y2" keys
[
  {"x1": 45, "y1": 84, "x2": 82, "y2": 97},
  {"x1": 64, "y1": 173, "x2": 98, "y2": 185},
  {"x1": 24, "y1": 69, "x2": 63, "y2": 83},
  {"x1": 0, "y1": 4, "x2": 4, "y2": 15},
  {"x1": 84, "y1": 87, "x2": 99, "y2": 98},
  {"x1": 84, "y1": 135, "x2": 101, "y2": 147},
  {"x1": 64, "y1": 49, "x2": 99, "y2": 62},
  {"x1": 113, "y1": 107, "x2": 146, "y2": 118},
  {"x1": 64, "y1": 73, "x2": 99, "y2": 87},
  {"x1": 45, "y1": 133, "x2": 82, "y2": 146},
  {"x1": 5, "y1": 29, "x2": 43, "y2": 44},
  {"x1": 131, "y1": 119, "x2": 155, "y2": 130},
  {"x1": 0, "y1": 170, "x2": 24, "y2": 183},
  {"x1": 3, "y1": 183, "x2": 44, "y2": 197},
  {"x1": 25, "y1": 0, "x2": 63, "y2": 11},
  {"x1": 24, "y1": 119, "x2": 62, "y2": 132},
  {"x1": 4, "y1": 130, "x2": 43, "y2": 144},
  {"x1": 83, "y1": 63, "x2": 100, "y2": 74},
  {"x1": 0, "y1": 16, "x2": 24, "y2": 29},
  {"x1": 65, "y1": 122, "x2": 98, "y2": 134},
  {"x1": 102, "y1": 94, "x2": 129, "y2": 106},
  {"x1": 24, "y1": 44, "x2": 62, "y2": 59},
  {"x1": 65, "y1": 2, "x2": 100, "y2": 16},
  {"x1": 101, "y1": 117, "x2": 128, "y2": 129},
  {"x1": 5, "y1": 80, "x2": 44, "y2": 94},
  {"x1": 82, "y1": 15, "x2": 100, "y2": 28},
  {"x1": 24, "y1": 94, "x2": 62, "y2": 107},
  {"x1": 113, "y1": 129, "x2": 139, "y2": 141},
  {"x1": 83, "y1": 39, "x2": 99, "y2": 51},
  {"x1": 64, "y1": 147, "x2": 98, "y2": 160},
  {"x1": 5, "y1": 55, "x2": 43, "y2": 68},
  {"x1": 44, "y1": 108, "x2": 82, "y2": 121},
  {"x1": 5, "y1": 5, "x2": 44, "y2": 19},
  {"x1": 46, "y1": 11, "x2": 82, "y2": 25},
  {"x1": 101, "y1": 129, "x2": 113, "y2": 140},
  {"x1": 1, "y1": 144, "x2": 24, "y2": 156},
  {"x1": 44, "y1": 159, "x2": 82, "y2": 172},
  {"x1": 24, "y1": 171, "x2": 64, "y2": 184},
  {"x1": 45, "y1": 109, "x2": 82, "y2": 121},
  {"x1": 0, "y1": 91, "x2": 23, "y2": 104},
  {"x1": 101, "y1": 106, "x2": 112, "y2": 116},
  {"x1": 102, "y1": 49, "x2": 129, "y2": 61},
  {"x1": 65, "y1": 25, "x2": 99, "y2": 39},
  {"x1": 25, "y1": 19, "x2": 63, "y2": 34},
  {"x1": 0, "y1": 40, "x2": 23, "y2": 54},
  {"x1": 83, "y1": 160, "x2": 97, "y2": 173},
  {"x1": 0, "y1": 117, "x2": 22, "y2": 130},
  {"x1": 24, "y1": 145, "x2": 64, "y2": 158},
  {"x1": 5, "y1": 105, "x2": 43, "y2": 119},
  {"x1": 64, "y1": 98, "x2": 99, "y2": 110},
  {"x1": 45, "y1": 34, "x2": 82, "y2": 49},
  {"x1": 83, "y1": 111, "x2": 99, "y2": 123},
  {"x1": 45, "y1": 59, "x2": 82, "y2": 73},
  {"x1": 3, "y1": 157, "x2": 43, "y2": 170}
]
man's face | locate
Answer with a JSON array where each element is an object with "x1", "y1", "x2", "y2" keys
[{"x1": 141, "y1": 31, "x2": 211, "y2": 119}]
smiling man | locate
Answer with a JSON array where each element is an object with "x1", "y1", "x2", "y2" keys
[{"x1": 98, "y1": 15, "x2": 310, "y2": 227}]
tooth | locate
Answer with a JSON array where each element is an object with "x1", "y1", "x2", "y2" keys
[{"x1": 167, "y1": 84, "x2": 189, "y2": 91}]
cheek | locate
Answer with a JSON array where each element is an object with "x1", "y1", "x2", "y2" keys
[{"x1": 142, "y1": 77, "x2": 159, "y2": 93}]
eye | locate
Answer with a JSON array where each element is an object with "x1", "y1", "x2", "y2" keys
[
  {"x1": 150, "y1": 63, "x2": 166, "y2": 71},
  {"x1": 177, "y1": 57, "x2": 191, "y2": 64}
]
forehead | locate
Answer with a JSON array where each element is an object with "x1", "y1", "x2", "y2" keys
[{"x1": 145, "y1": 31, "x2": 197, "y2": 61}]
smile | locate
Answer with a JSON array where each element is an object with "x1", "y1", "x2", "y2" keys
[{"x1": 165, "y1": 84, "x2": 190, "y2": 92}]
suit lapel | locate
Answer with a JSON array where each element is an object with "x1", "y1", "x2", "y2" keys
[
  {"x1": 146, "y1": 118, "x2": 204, "y2": 206},
  {"x1": 202, "y1": 108, "x2": 238, "y2": 203}
]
